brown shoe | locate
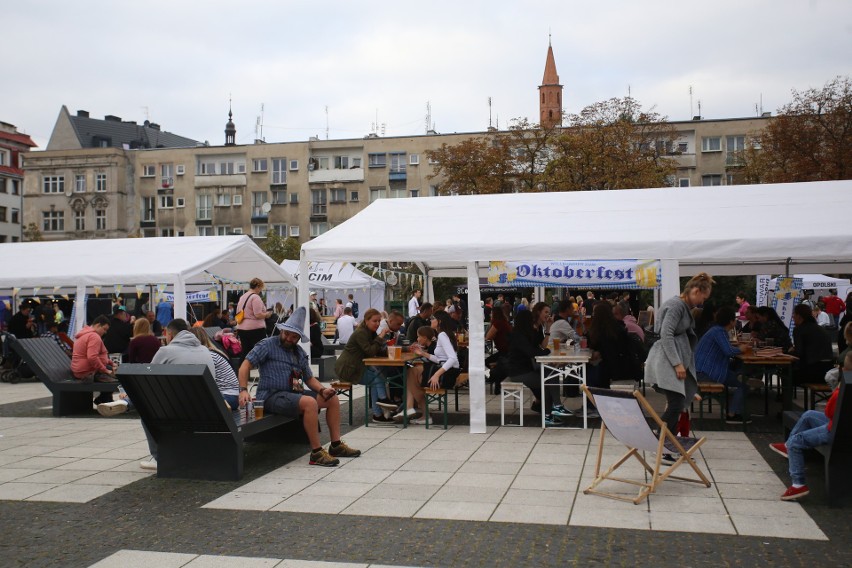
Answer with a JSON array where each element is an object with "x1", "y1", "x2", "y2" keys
[
  {"x1": 308, "y1": 448, "x2": 340, "y2": 467},
  {"x1": 329, "y1": 440, "x2": 361, "y2": 458}
]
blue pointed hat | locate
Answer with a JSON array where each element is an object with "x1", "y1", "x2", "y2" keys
[{"x1": 276, "y1": 306, "x2": 307, "y2": 340}]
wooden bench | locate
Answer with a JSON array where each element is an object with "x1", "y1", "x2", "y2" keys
[
  {"x1": 116, "y1": 363, "x2": 302, "y2": 481},
  {"x1": 783, "y1": 370, "x2": 852, "y2": 508},
  {"x1": 803, "y1": 382, "x2": 833, "y2": 410},
  {"x1": 695, "y1": 382, "x2": 726, "y2": 422},
  {"x1": 321, "y1": 316, "x2": 337, "y2": 339},
  {"x1": 419, "y1": 372, "x2": 470, "y2": 430},
  {"x1": 12, "y1": 337, "x2": 120, "y2": 416}
]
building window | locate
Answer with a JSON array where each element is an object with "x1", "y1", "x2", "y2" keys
[
  {"x1": 334, "y1": 156, "x2": 349, "y2": 169},
  {"x1": 42, "y1": 210, "x2": 64, "y2": 231},
  {"x1": 410, "y1": 154, "x2": 420, "y2": 166},
  {"x1": 75, "y1": 174, "x2": 86, "y2": 192},
  {"x1": 726, "y1": 135, "x2": 746, "y2": 165},
  {"x1": 289, "y1": 225, "x2": 300, "y2": 237},
  {"x1": 74, "y1": 210, "x2": 85, "y2": 231},
  {"x1": 11, "y1": 180, "x2": 19, "y2": 195},
  {"x1": 310, "y1": 222, "x2": 328, "y2": 237},
  {"x1": 701, "y1": 137, "x2": 722, "y2": 152},
  {"x1": 352, "y1": 157, "x2": 362, "y2": 168},
  {"x1": 311, "y1": 189, "x2": 327, "y2": 216},
  {"x1": 197, "y1": 194, "x2": 213, "y2": 220},
  {"x1": 176, "y1": 165, "x2": 185, "y2": 175},
  {"x1": 330, "y1": 188, "x2": 346, "y2": 203},
  {"x1": 289, "y1": 193, "x2": 299, "y2": 205},
  {"x1": 701, "y1": 174, "x2": 722, "y2": 186},
  {"x1": 389, "y1": 152, "x2": 406, "y2": 173},
  {"x1": 350, "y1": 191, "x2": 359, "y2": 202},
  {"x1": 216, "y1": 226, "x2": 230, "y2": 236},
  {"x1": 95, "y1": 173, "x2": 107, "y2": 192},
  {"x1": 271, "y1": 189, "x2": 287, "y2": 205},
  {"x1": 289, "y1": 159, "x2": 299, "y2": 171},
  {"x1": 197, "y1": 160, "x2": 216, "y2": 175},
  {"x1": 677, "y1": 142, "x2": 688, "y2": 153},
  {"x1": 368, "y1": 153, "x2": 386, "y2": 168},
  {"x1": 272, "y1": 158, "x2": 287, "y2": 184},
  {"x1": 161, "y1": 163, "x2": 173, "y2": 178},
  {"x1": 158, "y1": 195, "x2": 175, "y2": 209},
  {"x1": 43, "y1": 176, "x2": 65, "y2": 194},
  {"x1": 218, "y1": 161, "x2": 235, "y2": 175},
  {"x1": 251, "y1": 224, "x2": 268, "y2": 238},
  {"x1": 252, "y1": 158, "x2": 268, "y2": 172},
  {"x1": 271, "y1": 224, "x2": 287, "y2": 236},
  {"x1": 0, "y1": 150, "x2": 6, "y2": 166},
  {"x1": 142, "y1": 165, "x2": 155, "y2": 177},
  {"x1": 142, "y1": 197, "x2": 156, "y2": 221},
  {"x1": 430, "y1": 185, "x2": 440, "y2": 196},
  {"x1": 10, "y1": 208, "x2": 19, "y2": 223},
  {"x1": 161, "y1": 228, "x2": 175, "y2": 237},
  {"x1": 198, "y1": 226, "x2": 213, "y2": 236},
  {"x1": 679, "y1": 178, "x2": 690, "y2": 187},
  {"x1": 369, "y1": 187, "x2": 386, "y2": 202},
  {"x1": 95, "y1": 209, "x2": 107, "y2": 230},
  {"x1": 390, "y1": 187, "x2": 406, "y2": 199},
  {"x1": 0, "y1": 179, "x2": 5, "y2": 193},
  {"x1": 252, "y1": 191, "x2": 268, "y2": 216},
  {"x1": 0, "y1": 206, "x2": 6, "y2": 222},
  {"x1": 215, "y1": 193, "x2": 231, "y2": 207},
  {"x1": 410, "y1": 189, "x2": 419, "y2": 198}
]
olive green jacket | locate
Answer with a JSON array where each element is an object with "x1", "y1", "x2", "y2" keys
[{"x1": 334, "y1": 327, "x2": 385, "y2": 383}]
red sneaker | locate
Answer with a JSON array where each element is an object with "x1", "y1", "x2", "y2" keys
[
  {"x1": 781, "y1": 485, "x2": 809, "y2": 501},
  {"x1": 769, "y1": 443, "x2": 788, "y2": 459}
]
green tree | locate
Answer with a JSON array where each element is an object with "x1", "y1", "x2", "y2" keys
[
  {"x1": 743, "y1": 76, "x2": 852, "y2": 183},
  {"x1": 23, "y1": 222, "x2": 43, "y2": 242},
  {"x1": 425, "y1": 137, "x2": 513, "y2": 195},
  {"x1": 281, "y1": 237, "x2": 301, "y2": 261},
  {"x1": 259, "y1": 231, "x2": 300, "y2": 263},
  {"x1": 545, "y1": 97, "x2": 678, "y2": 191}
]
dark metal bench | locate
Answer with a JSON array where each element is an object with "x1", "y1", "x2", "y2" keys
[
  {"x1": 311, "y1": 354, "x2": 337, "y2": 381},
  {"x1": 116, "y1": 363, "x2": 300, "y2": 481},
  {"x1": 11, "y1": 337, "x2": 119, "y2": 416},
  {"x1": 782, "y1": 370, "x2": 852, "y2": 508}
]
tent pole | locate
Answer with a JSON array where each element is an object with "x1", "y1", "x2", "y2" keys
[
  {"x1": 660, "y1": 260, "x2": 680, "y2": 303},
  {"x1": 298, "y1": 251, "x2": 310, "y2": 353},
  {"x1": 174, "y1": 278, "x2": 187, "y2": 324},
  {"x1": 73, "y1": 284, "x2": 86, "y2": 334},
  {"x1": 467, "y1": 261, "x2": 486, "y2": 434}
]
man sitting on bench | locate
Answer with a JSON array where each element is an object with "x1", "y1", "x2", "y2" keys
[
  {"x1": 238, "y1": 307, "x2": 360, "y2": 467},
  {"x1": 71, "y1": 315, "x2": 117, "y2": 407},
  {"x1": 769, "y1": 351, "x2": 852, "y2": 501}
]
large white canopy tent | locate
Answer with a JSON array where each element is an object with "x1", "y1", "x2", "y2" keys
[
  {"x1": 267, "y1": 260, "x2": 385, "y2": 315},
  {"x1": 768, "y1": 274, "x2": 851, "y2": 290},
  {"x1": 300, "y1": 180, "x2": 852, "y2": 433},
  {"x1": 0, "y1": 236, "x2": 295, "y2": 333}
]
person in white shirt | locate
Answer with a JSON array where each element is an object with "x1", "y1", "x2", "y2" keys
[
  {"x1": 550, "y1": 299, "x2": 582, "y2": 346},
  {"x1": 336, "y1": 307, "x2": 357, "y2": 343},
  {"x1": 813, "y1": 302, "x2": 832, "y2": 327},
  {"x1": 408, "y1": 290, "x2": 422, "y2": 320}
]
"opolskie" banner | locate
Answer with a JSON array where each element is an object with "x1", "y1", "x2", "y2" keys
[{"x1": 487, "y1": 260, "x2": 660, "y2": 289}]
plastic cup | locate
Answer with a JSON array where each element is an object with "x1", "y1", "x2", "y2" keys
[
  {"x1": 388, "y1": 346, "x2": 402, "y2": 359},
  {"x1": 254, "y1": 399, "x2": 264, "y2": 420},
  {"x1": 552, "y1": 337, "x2": 561, "y2": 351}
]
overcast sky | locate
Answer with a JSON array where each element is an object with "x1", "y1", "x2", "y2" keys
[{"x1": 5, "y1": 0, "x2": 851, "y2": 148}]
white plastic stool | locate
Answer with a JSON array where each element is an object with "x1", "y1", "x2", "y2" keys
[{"x1": 501, "y1": 381, "x2": 525, "y2": 426}]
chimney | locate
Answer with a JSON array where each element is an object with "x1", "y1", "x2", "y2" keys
[
  {"x1": 148, "y1": 122, "x2": 161, "y2": 130},
  {"x1": 76, "y1": 110, "x2": 90, "y2": 118},
  {"x1": 104, "y1": 115, "x2": 122, "y2": 122}
]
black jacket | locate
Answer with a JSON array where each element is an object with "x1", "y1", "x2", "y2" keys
[
  {"x1": 792, "y1": 320, "x2": 834, "y2": 365},
  {"x1": 506, "y1": 330, "x2": 549, "y2": 377}
]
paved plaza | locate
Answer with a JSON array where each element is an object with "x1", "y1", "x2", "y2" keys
[{"x1": 0, "y1": 379, "x2": 849, "y2": 567}]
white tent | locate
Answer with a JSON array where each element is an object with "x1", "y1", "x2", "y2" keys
[
  {"x1": 768, "y1": 274, "x2": 851, "y2": 290},
  {"x1": 267, "y1": 260, "x2": 386, "y2": 315},
  {"x1": 0, "y1": 236, "x2": 295, "y2": 332},
  {"x1": 300, "y1": 180, "x2": 852, "y2": 433}
]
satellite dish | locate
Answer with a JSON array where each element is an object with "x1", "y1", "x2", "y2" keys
[{"x1": 261, "y1": 202, "x2": 271, "y2": 214}]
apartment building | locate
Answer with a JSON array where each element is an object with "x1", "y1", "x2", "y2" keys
[{"x1": 0, "y1": 121, "x2": 36, "y2": 243}]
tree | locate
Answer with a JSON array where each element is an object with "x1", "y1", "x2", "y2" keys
[
  {"x1": 259, "y1": 231, "x2": 300, "y2": 263},
  {"x1": 545, "y1": 97, "x2": 678, "y2": 191},
  {"x1": 425, "y1": 137, "x2": 513, "y2": 195},
  {"x1": 743, "y1": 76, "x2": 852, "y2": 183},
  {"x1": 504, "y1": 118, "x2": 557, "y2": 192},
  {"x1": 23, "y1": 223, "x2": 43, "y2": 242}
]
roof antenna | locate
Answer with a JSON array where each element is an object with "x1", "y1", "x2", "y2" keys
[{"x1": 325, "y1": 105, "x2": 329, "y2": 140}]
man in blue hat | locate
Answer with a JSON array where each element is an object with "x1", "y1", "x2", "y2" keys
[{"x1": 238, "y1": 306, "x2": 360, "y2": 467}]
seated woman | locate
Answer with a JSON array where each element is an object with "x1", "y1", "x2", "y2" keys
[
  {"x1": 334, "y1": 308, "x2": 394, "y2": 423},
  {"x1": 505, "y1": 310, "x2": 562, "y2": 426},
  {"x1": 127, "y1": 317, "x2": 161, "y2": 364},
  {"x1": 755, "y1": 306, "x2": 793, "y2": 351},
  {"x1": 189, "y1": 328, "x2": 241, "y2": 411},
  {"x1": 398, "y1": 312, "x2": 461, "y2": 423},
  {"x1": 485, "y1": 304, "x2": 511, "y2": 366},
  {"x1": 790, "y1": 304, "x2": 834, "y2": 386}
]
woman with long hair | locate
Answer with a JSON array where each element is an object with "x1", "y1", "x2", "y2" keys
[
  {"x1": 505, "y1": 310, "x2": 562, "y2": 426},
  {"x1": 188, "y1": 327, "x2": 241, "y2": 411},
  {"x1": 530, "y1": 301, "x2": 553, "y2": 349},
  {"x1": 645, "y1": 272, "x2": 715, "y2": 435},
  {"x1": 756, "y1": 306, "x2": 792, "y2": 350},
  {"x1": 401, "y1": 310, "x2": 461, "y2": 422},
  {"x1": 127, "y1": 317, "x2": 161, "y2": 364},
  {"x1": 334, "y1": 308, "x2": 394, "y2": 423},
  {"x1": 485, "y1": 303, "x2": 512, "y2": 362},
  {"x1": 588, "y1": 301, "x2": 639, "y2": 391},
  {"x1": 309, "y1": 308, "x2": 325, "y2": 359}
]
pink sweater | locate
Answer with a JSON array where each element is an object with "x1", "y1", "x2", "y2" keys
[{"x1": 71, "y1": 327, "x2": 110, "y2": 378}]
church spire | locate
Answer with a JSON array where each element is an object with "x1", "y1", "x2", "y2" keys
[
  {"x1": 224, "y1": 98, "x2": 236, "y2": 146},
  {"x1": 538, "y1": 39, "x2": 563, "y2": 128}
]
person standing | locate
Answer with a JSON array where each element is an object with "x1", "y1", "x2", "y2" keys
[
  {"x1": 822, "y1": 289, "x2": 846, "y2": 327},
  {"x1": 408, "y1": 289, "x2": 422, "y2": 320},
  {"x1": 8, "y1": 303, "x2": 36, "y2": 339},
  {"x1": 235, "y1": 278, "x2": 272, "y2": 361},
  {"x1": 155, "y1": 298, "x2": 173, "y2": 331},
  {"x1": 735, "y1": 292, "x2": 750, "y2": 326},
  {"x1": 645, "y1": 273, "x2": 715, "y2": 435}
]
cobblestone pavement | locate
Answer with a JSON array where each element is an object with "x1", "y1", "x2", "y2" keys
[{"x1": 0, "y1": 387, "x2": 850, "y2": 568}]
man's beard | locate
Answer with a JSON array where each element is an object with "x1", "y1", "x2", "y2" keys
[{"x1": 280, "y1": 337, "x2": 300, "y2": 351}]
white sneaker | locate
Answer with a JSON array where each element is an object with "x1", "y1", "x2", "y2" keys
[
  {"x1": 392, "y1": 408, "x2": 421, "y2": 423},
  {"x1": 139, "y1": 458, "x2": 157, "y2": 471},
  {"x1": 97, "y1": 401, "x2": 128, "y2": 417},
  {"x1": 410, "y1": 414, "x2": 432, "y2": 425}
]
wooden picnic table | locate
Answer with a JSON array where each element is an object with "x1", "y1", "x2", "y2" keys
[{"x1": 363, "y1": 352, "x2": 421, "y2": 427}]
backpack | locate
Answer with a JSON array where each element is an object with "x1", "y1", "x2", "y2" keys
[{"x1": 351, "y1": 301, "x2": 359, "y2": 318}]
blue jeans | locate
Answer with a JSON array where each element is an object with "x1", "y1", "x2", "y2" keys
[
  {"x1": 362, "y1": 367, "x2": 389, "y2": 417},
  {"x1": 786, "y1": 410, "x2": 831, "y2": 485},
  {"x1": 698, "y1": 369, "x2": 745, "y2": 416}
]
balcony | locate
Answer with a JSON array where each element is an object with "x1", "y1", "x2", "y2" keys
[
  {"x1": 389, "y1": 168, "x2": 407, "y2": 181},
  {"x1": 194, "y1": 174, "x2": 246, "y2": 188},
  {"x1": 308, "y1": 168, "x2": 364, "y2": 184},
  {"x1": 250, "y1": 206, "x2": 268, "y2": 223},
  {"x1": 668, "y1": 153, "x2": 696, "y2": 169}
]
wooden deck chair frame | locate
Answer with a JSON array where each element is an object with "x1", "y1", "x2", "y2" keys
[{"x1": 582, "y1": 385, "x2": 711, "y2": 505}]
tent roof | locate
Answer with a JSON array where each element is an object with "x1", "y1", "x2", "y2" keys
[
  {"x1": 768, "y1": 274, "x2": 851, "y2": 288},
  {"x1": 302, "y1": 180, "x2": 852, "y2": 276},
  {"x1": 280, "y1": 260, "x2": 384, "y2": 290},
  {"x1": 0, "y1": 235, "x2": 294, "y2": 289}
]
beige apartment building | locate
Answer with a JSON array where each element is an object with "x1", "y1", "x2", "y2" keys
[{"x1": 22, "y1": 114, "x2": 771, "y2": 242}]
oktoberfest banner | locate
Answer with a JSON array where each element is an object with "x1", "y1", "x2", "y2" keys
[
  {"x1": 487, "y1": 260, "x2": 660, "y2": 289},
  {"x1": 771, "y1": 277, "x2": 803, "y2": 337},
  {"x1": 162, "y1": 290, "x2": 217, "y2": 303}
]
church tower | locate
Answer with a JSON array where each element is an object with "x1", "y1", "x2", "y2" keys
[
  {"x1": 224, "y1": 103, "x2": 236, "y2": 146},
  {"x1": 538, "y1": 38, "x2": 563, "y2": 128}
]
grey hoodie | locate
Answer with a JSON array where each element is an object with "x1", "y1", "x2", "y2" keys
[{"x1": 150, "y1": 330, "x2": 215, "y2": 378}]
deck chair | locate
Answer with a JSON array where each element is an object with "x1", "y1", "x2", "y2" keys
[{"x1": 582, "y1": 385, "x2": 711, "y2": 505}]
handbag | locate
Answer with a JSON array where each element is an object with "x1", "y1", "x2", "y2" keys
[{"x1": 235, "y1": 293, "x2": 256, "y2": 325}]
